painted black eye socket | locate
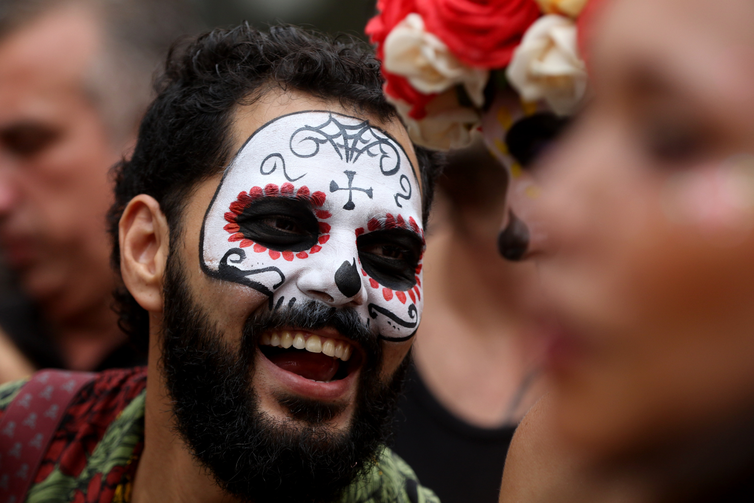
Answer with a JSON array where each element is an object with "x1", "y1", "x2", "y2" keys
[
  {"x1": 234, "y1": 197, "x2": 319, "y2": 252},
  {"x1": 506, "y1": 113, "x2": 570, "y2": 168},
  {"x1": 358, "y1": 229, "x2": 423, "y2": 291}
]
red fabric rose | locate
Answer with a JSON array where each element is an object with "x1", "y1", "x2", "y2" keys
[
  {"x1": 366, "y1": 0, "x2": 432, "y2": 117},
  {"x1": 383, "y1": 69, "x2": 435, "y2": 119},
  {"x1": 366, "y1": 0, "x2": 417, "y2": 49},
  {"x1": 417, "y1": 0, "x2": 541, "y2": 68},
  {"x1": 366, "y1": 0, "x2": 542, "y2": 118}
]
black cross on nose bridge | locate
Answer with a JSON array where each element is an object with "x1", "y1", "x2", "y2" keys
[{"x1": 330, "y1": 170, "x2": 373, "y2": 210}]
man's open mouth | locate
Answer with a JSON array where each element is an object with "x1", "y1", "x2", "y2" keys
[{"x1": 259, "y1": 331, "x2": 361, "y2": 383}]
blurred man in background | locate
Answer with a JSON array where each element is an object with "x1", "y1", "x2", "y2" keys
[{"x1": 0, "y1": 0, "x2": 202, "y2": 380}]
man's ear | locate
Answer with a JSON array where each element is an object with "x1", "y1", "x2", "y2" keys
[{"x1": 119, "y1": 195, "x2": 170, "y2": 313}]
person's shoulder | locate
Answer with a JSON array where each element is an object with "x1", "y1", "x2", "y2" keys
[
  {"x1": 340, "y1": 447, "x2": 441, "y2": 503},
  {"x1": 64, "y1": 366, "x2": 147, "y2": 429},
  {"x1": 20, "y1": 368, "x2": 147, "y2": 502},
  {"x1": 88, "y1": 366, "x2": 147, "y2": 398},
  {"x1": 499, "y1": 394, "x2": 630, "y2": 503}
]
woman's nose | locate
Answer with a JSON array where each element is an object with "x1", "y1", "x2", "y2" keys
[
  {"x1": 498, "y1": 168, "x2": 544, "y2": 261},
  {"x1": 498, "y1": 210, "x2": 530, "y2": 261}
]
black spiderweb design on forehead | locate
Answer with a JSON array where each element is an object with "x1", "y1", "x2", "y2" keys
[{"x1": 289, "y1": 115, "x2": 402, "y2": 176}]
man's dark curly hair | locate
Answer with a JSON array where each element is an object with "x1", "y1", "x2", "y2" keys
[{"x1": 107, "y1": 23, "x2": 444, "y2": 353}]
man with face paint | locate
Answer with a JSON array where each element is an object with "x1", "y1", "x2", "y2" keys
[{"x1": 0, "y1": 24, "x2": 442, "y2": 503}]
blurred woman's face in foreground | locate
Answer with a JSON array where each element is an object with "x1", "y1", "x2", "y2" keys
[{"x1": 528, "y1": 0, "x2": 754, "y2": 465}]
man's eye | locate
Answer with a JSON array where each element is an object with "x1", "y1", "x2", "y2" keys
[
  {"x1": 260, "y1": 216, "x2": 305, "y2": 235},
  {"x1": 365, "y1": 244, "x2": 409, "y2": 261},
  {"x1": 234, "y1": 198, "x2": 320, "y2": 252},
  {"x1": 357, "y1": 230, "x2": 423, "y2": 291},
  {"x1": 2, "y1": 124, "x2": 60, "y2": 158}
]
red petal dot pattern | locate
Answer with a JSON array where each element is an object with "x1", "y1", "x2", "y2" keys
[
  {"x1": 360, "y1": 213, "x2": 424, "y2": 304},
  {"x1": 281, "y1": 183, "x2": 294, "y2": 196},
  {"x1": 223, "y1": 184, "x2": 331, "y2": 261}
]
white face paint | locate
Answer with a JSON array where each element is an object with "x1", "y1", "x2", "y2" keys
[{"x1": 201, "y1": 111, "x2": 425, "y2": 341}]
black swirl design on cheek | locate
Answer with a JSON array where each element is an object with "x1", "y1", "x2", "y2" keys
[
  {"x1": 368, "y1": 303, "x2": 417, "y2": 328},
  {"x1": 260, "y1": 153, "x2": 305, "y2": 182},
  {"x1": 368, "y1": 303, "x2": 419, "y2": 342},
  {"x1": 394, "y1": 174, "x2": 412, "y2": 208},
  {"x1": 218, "y1": 248, "x2": 286, "y2": 304}
]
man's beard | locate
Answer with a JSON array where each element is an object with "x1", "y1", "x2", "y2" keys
[{"x1": 160, "y1": 250, "x2": 410, "y2": 503}]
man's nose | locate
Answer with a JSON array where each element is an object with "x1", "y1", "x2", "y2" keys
[
  {"x1": 0, "y1": 158, "x2": 20, "y2": 216},
  {"x1": 296, "y1": 255, "x2": 368, "y2": 307}
]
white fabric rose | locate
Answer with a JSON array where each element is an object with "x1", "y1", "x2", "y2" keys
[
  {"x1": 506, "y1": 14, "x2": 587, "y2": 116},
  {"x1": 383, "y1": 13, "x2": 489, "y2": 108},
  {"x1": 388, "y1": 90, "x2": 480, "y2": 151}
]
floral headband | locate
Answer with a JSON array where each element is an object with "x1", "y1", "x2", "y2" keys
[{"x1": 366, "y1": 0, "x2": 602, "y2": 151}]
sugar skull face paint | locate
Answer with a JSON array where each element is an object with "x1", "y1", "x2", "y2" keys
[{"x1": 201, "y1": 111, "x2": 425, "y2": 341}]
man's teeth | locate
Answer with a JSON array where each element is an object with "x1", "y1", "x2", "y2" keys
[{"x1": 260, "y1": 332, "x2": 352, "y2": 361}]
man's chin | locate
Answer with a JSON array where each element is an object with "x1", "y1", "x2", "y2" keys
[{"x1": 253, "y1": 345, "x2": 363, "y2": 429}]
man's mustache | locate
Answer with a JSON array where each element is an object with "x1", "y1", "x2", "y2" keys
[{"x1": 241, "y1": 300, "x2": 379, "y2": 352}]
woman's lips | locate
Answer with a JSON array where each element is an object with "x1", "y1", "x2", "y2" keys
[
  {"x1": 540, "y1": 321, "x2": 590, "y2": 374},
  {"x1": 1, "y1": 236, "x2": 36, "y2": 269}
]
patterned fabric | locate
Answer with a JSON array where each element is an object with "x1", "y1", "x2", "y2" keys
[
  {"x1": 0, "y1": 368, "x2": 146, "y2": 503},
  {"x1": 0, "y1": 368, "x2": 439, "y2": 503},
  {"x1": 0, "y1": 370, "x2": 96, "y2": 502}
]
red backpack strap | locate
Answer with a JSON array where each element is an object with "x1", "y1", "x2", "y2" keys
[{"x1": 0, "y1": 369, "x2": 96, "y2": 502}]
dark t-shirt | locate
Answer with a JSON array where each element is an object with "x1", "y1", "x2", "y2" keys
[{"x1": 391, "y1": 364, "x2": 516, "y2": 503}]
